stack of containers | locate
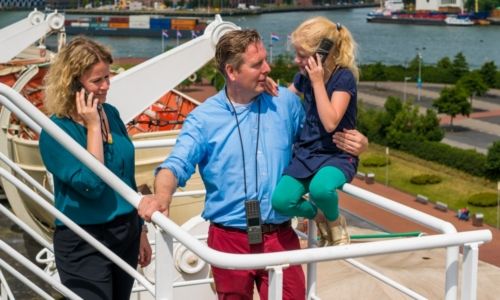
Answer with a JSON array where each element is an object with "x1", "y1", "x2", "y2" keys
[{"x1": 109, "y1": 16, "x2": 129, "y2": 29}]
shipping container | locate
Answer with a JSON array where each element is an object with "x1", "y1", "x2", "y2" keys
[
  {"x1": 109, "y1": 22, "x2": 129, "y2": 29},
  {"x1": 109, "y1": 17, "x2": 129, "y2": 23},
  {"x1": 171, "y1": 19, "x2": 197, "y2": 30},
  {"x1": 150, "y1": 17, "x2": 171, "y2": 30},
  {"x1": 130, "y1": 15, "x2": 150, "y2": 29}
]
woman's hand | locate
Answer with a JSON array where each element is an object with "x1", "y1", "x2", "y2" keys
[
  {"x1": 75, "y1": 88, "x2": 99, "y2": 130},
  {"x1": 264, "y1": 76, "x2": 279, "y2": 97},
  {"x1": 138, "y1": 229, "x2": 152, "y2": 267},
  {"x1": 333, "y1": 129, "x2": 369, "y2": 156},
  {"x1": 306, "y1": 54, "x2": 325, "y2": 86}
]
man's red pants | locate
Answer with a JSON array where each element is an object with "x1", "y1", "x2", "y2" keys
[{"x1": 207, "y1": 223, "x2": 306, "y2": 300}]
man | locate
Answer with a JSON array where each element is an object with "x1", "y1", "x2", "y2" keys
[{"x1": 139, "y1": 29, "x2": 367, "y2": 299}]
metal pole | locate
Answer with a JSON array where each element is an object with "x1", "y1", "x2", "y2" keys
[
  {"x1": 403, "y1": 76, "x2": 411, "y2": 101},
  {"x1": 417, "y1": 51, "x2": 422, "y2": 102},
  {"x1": 385, "y1": 147, "x2": 389, "y2": 186},
  {"x1": 497, "y1": 181, "x2": 499, "y2": 229}
]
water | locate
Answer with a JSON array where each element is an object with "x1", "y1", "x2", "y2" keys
[{"x1": 1, "y1": 8, "x2": 499, "y2": 68}]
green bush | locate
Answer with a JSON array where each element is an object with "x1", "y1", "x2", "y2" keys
[
  {"x1": 399, "y1": 140, "x2": 487, "y2": 178},
  {"x1": 362, "y1": 155, "x2": 390, "y2": 167},
  {"x1": 410, "y1": 174, "x2": 442, "y2": 185},
  {"x1": 467, "y1": 193, "x2": 498, "y2": 207}
]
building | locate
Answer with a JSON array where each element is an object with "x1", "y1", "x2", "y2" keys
[
  {"x1": 0, "y1": 0, "x2": 44, "y2": 9},
  {"x1": 415, "y1": 0, "x2": 464, "y2": 13}
]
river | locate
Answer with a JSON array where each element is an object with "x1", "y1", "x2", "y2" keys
[{"x1": 1, "y1": 8, "x2": 499, "y2": 68}]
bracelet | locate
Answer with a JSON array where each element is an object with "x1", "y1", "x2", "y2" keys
[{"x1": 142, "y1": 224, "x2": 148, "y2": 233}]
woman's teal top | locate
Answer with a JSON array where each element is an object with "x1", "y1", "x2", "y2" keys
[{"x1": 39, "y1": 103, "x2": 137, "y2": 226}]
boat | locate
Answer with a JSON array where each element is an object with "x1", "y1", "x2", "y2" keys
[
  {"x1": 64, "y1": 15, "x2": 207, "y2": 37},
  {"x1": 366, "y1": 0, "x2": 483, "y2": 26},
  {"x1": 0, "y1": 11, "x2": 496, "y2": 300},
  {"x1": 367, "y1": 11, "x2": 448, "y2": 25},
  {"x1": 444, "y1": 15, "x2": 474, "y2": 26}
]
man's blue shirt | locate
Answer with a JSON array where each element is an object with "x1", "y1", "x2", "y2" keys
[{"x1": 157, "y1": 87, "x2": 304, "y2": 228}]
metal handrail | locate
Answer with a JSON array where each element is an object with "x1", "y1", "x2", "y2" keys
[
  {"x1": 0, "y1": 151, "x2": 54, "y2": 202},
  {"x1": 342, "y1": 184, "x2": 459, "y2": 299},
  {"x1": 0, "y1": 258, "x2": 53, "y2": 300},
  {"x1": 0, "y1": 83, "x2": 493, "y2": 300},
  {"x1": 0, "y1": 167, "x2": 155, "y2": 296},
  {"x1": 0, "y1": 240, "x2": 82, "y2": 300}
]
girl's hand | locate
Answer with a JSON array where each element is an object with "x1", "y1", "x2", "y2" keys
[
  {"x1": 264, "y1": 76, "x2": 279, "y2": 97},
  {"x1": 305, "y1": 54, "x2": 325, "y2": 85},
  {"x1": 75, "y1": 88, "x2": 100, "y2": 130},
  {"x1": 138, "y1": 230, "x2": 152, "y2": 267}
]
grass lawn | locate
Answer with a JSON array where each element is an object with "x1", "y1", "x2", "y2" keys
[{"x1": 359, "y1": 144, "x2": 499, "y2": 227}]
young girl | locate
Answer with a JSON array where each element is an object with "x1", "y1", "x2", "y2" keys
[{"x1": 271, "y1": 17, "x2": 359, "y2": 246}]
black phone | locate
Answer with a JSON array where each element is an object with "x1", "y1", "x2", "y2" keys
[
  {"x1": 315, "y1": 38, "x2": 334, "y2": 64},
  {"x1": 72, "y1": 81, "x2": 90, "y2": 98}
]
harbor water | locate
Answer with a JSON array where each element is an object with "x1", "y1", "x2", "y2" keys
[{"x1": 1, "y1": 8, "x2": 499, "y2": 68}]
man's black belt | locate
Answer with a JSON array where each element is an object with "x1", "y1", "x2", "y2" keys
[{"x1": 211, "y1": 220, "x2": 291, "y2": 234}]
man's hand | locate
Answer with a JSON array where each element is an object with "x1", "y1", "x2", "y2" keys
[
  {"x1": 333, "y1": 129, "x2": 368, "y2": 156},
  {"x1": 138, "y1": 194, "x2": 170, "y2": 222}
]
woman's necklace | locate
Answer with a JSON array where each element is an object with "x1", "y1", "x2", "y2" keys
[{"x1": 97, "y1": 104, "x2": 113, "y2": 144}]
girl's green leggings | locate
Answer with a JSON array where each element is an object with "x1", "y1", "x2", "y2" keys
[{"x1": 271, "y1": 166, "x2": 346, "y2": 221}]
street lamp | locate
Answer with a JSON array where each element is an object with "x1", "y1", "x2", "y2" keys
[
  {"x1": 403, "y1": 76, "x2": 411, "y2": 101},
  {"x1": 416, "y1": 47, "x2": 426, "y2": 102}
]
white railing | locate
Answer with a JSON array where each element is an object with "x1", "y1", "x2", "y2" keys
[{"x1": 0, "y1": 83, "x2": 493, "y2": 300}]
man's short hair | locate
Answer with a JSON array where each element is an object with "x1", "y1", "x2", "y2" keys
[{"x1": 215, "y1": 29, "x2": 262, "y2": 77}]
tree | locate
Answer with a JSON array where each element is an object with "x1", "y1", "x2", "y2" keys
[
  {"x1": 419, "y1": 109, "x2": 444, "y2": 142},
  {"x1": 457, "y1": 72, "x2": 488, "y2": 106},
  {"x1": 479, "y1": 61, "x2": 498, "y2": 88},
  {"x1": 485, "y1": 141, "x2": 500, "y2": 180},
  {"x1": 437, "y1": 57, "x2": 452, "y2": 69},
  {"x1": 385, "y1": 101, "x2": 444, "y2": 147},
  {"x1": 465, "y1": 0, "x2": 498, "y2": 12},
  {"x1": 269, "y1": 54, "x2": 298, "y2": 85},
  {"x1": 432, "y1": 86, "x2": 471, "y2": 130},
  {"x1": 451, "y1": 52, "x2": 469, "y2": 81},
  {"x1": 371, "y1": 62, "x2": 387, "y2": 88}
]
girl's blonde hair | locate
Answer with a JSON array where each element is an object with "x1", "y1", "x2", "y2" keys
[
  {"x1": 44, "y1": 36, "x2": 113, "y2": 117},
  {"x1": 291, "y1": 16, "x2": 359, "y2": 81}
]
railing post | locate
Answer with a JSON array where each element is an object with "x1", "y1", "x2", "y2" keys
[
  {"x1": 461, "y1": 243, "x2": 480, "y2": 300},
  {"x1": 307, "y1": 221, "x2": 318, "y2": 300},
  {"x1": 445, "y1": 246, "x2": 459, "y2": 300},
  {"x1": 156, "y1": 226, "x2": 174, "y2": 300},
  {"x1": 267, "y1": 264, "x2": 286, "y2": 300},
  {"x1": 0, "y1": 269, "x2": 12, "y2": 300}
]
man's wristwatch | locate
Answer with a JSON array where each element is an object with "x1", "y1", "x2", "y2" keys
[{"x1": 142, "y1": 224, "x2": 148, "y2": 233}]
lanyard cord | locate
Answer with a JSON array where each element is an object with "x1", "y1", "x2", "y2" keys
[
  {"x1": 227, "y1": 96, "x2": 261, "y2": 200},
  {"x1": 97, "y1": 104, "x2": 110, "y2": 144}
]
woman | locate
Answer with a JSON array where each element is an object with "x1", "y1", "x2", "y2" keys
[
  {"x1": 272, "y1": 17, "x2": 360, "y2": 246},
  {"x1": 39, "y1": 36, "x2": 151, "y2": 299}
]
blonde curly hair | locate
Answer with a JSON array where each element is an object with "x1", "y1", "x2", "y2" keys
[
  {"x1": 43, "y1": 36, "x2": 113, "y2": 117},
  {"x1": 291, "y1": 16, "x2": 359, "y2": 82}
]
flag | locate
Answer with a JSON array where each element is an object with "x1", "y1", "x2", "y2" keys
[
  {"x1": 162, "y1": 30, "x2": 169, "y2": 39},
  {"x1": 177, "y1": 30, "x2": 182, "y2": 38},
  {"x1": 271, "y1": 33, "x2": 280, "y2": 42},
  {"x1": 191, "y1": 30, "x2": 197, "y2": 38}
]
